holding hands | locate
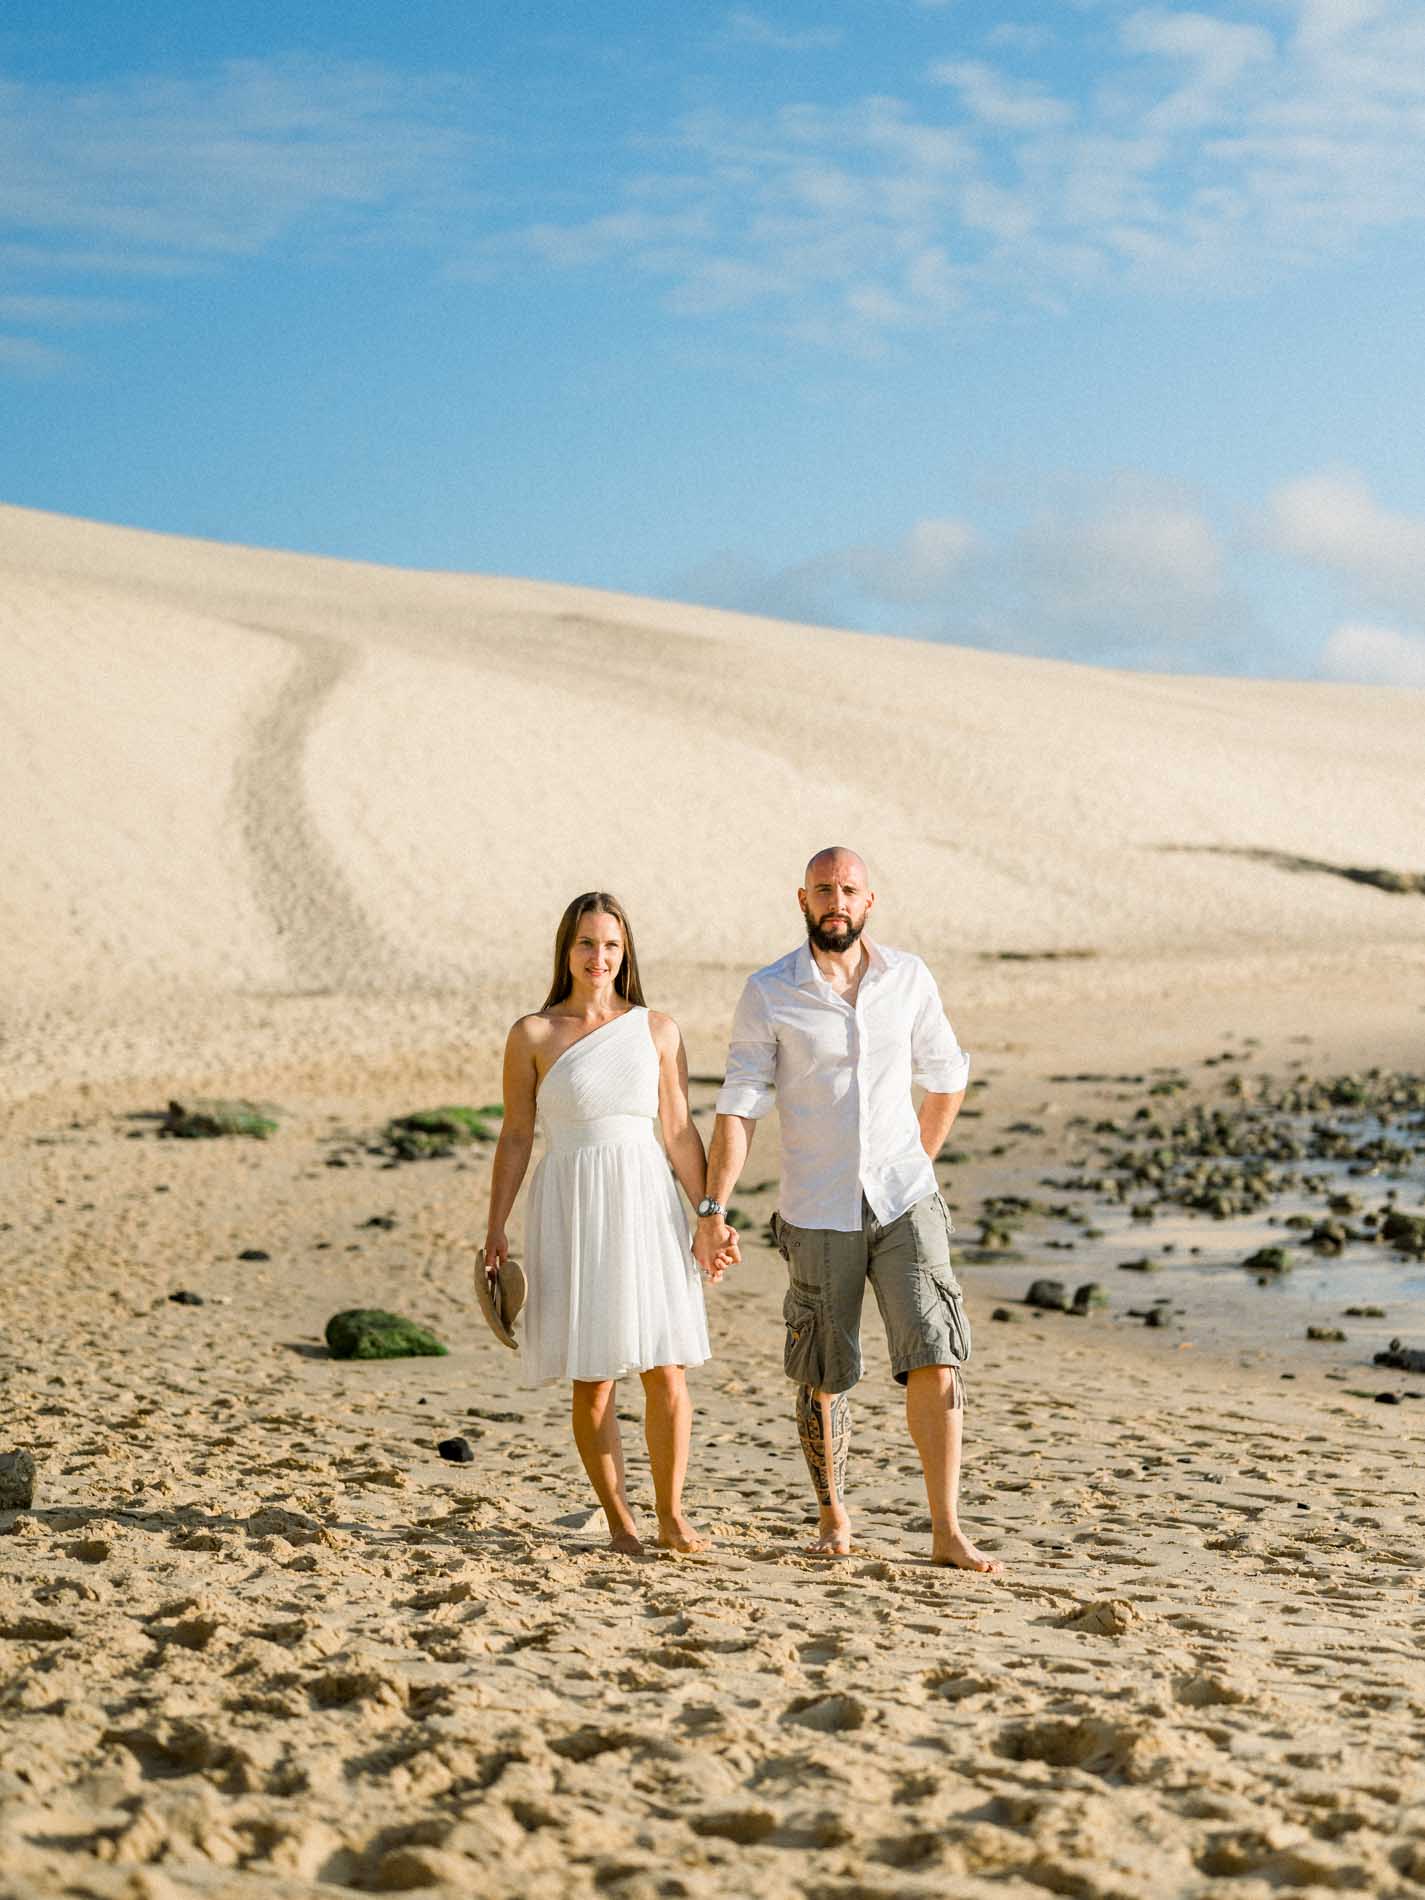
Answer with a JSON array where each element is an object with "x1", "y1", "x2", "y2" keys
[{"x1": 694, "y1": 1213, "x2": 740, "y2": 1283}]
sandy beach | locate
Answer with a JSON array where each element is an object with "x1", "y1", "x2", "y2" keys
[{"x1": 3, "y1": 504, "x2": 1425, "y2": 1899}]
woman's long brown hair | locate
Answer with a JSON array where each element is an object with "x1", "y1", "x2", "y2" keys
[{"x1": 542, "y1": 892, "x2": 647, "y2": 1010}]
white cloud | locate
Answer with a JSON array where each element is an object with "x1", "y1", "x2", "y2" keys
[
  {"x1": 723, "y1": 9, "x2": 844, "y2": 51},
  {"x1": 0, "y1": 334, "x2": 69, "y2": 375},
  {"x1": 929, "y1": 59, "x2": 1074, "y2": 130},
  {"x1": 1122, "y1": 10, "x2": 1276, "y2": 131},
  {"x1": 1265, "y1": 472, "x2": 1425, "y2": 620},
  {"x1": 1318, "y1": 621, "x2": 1425, "y2": 687},
  {"x1": 669, "y1": 481, "x2": 1254, "y2": 672},
  {"x1": 0, "y1": 293, "x2": 146, "y2": 326}
]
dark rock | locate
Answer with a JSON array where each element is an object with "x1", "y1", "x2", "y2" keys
[
  {"x1": 1117, "y1": 1257, "x2": 1157, "y2": 1273},
  {"x1": 437, "y1": 1437, "x2": 476, "y2": 1463},
  {"x1": 1344, "y1": 1305, "x2": 1386, "y2": 1318},
  {"x1": 1373, "y1": 1338, "x2": 1425, "y2": 1374},
  {"x1": 1381, "y1": 1211, "x2": 1425, "y2": 1256},
  {"x1": 468, "y1": 1407, "x2": 523, "y2": 1423},
  {"x1": 385, "y1": 1106, "x2": 501, "y2": 1161},
  {"x1": 1306, "y1": 1326, "x2": 1346, "y2": 1342},
  {"x1": 725, "y1": 1207, "x2": 755, "y2": 1232},
  {"x1": 1310, "y1": 1222, "x2": 1347, "y2": 1256},
  {"x1": 162, "y1": 1099, "x2": 277, "y2": 1139},
  {"x1": 0, "y1": 1449, "x2": 38, "y2": 1509},
  {"x1": 1072, "y1": 1282, "x2": 1108, "y2": 1313},
  {"x1": 168, "y1": 1289, "x2": 205, "y2": 1306},
  {"x1": 1375, "y1": 1391, "x2": 1402, "y2": 1404},
  {"x1": 991, "y1": 1307, "x2": 1015, "y2": 1323},
  {"x1": 1025, "y1": 1279, "x2": 1069, "y2": 1312},
  {"x1": 1144, "y1": 1308, "x2": 1169, "y2": 1328},
  {"x1": 1243, "y1": 1246, "x2": 1292, "y2": 1275},
  {"x1": 325, "y1": 1309, "x2": 448, "y2": 1360},
  {"x1": 361, "y1": 1215, "x2": 398, "y2": 1231},
  {"x1": 237, "y1": 1249, "x2": 270, "y2": 1262}
]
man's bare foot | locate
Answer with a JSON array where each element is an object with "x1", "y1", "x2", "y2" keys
[
  {"x1": 930, "y1": 1528, "x2": 1004, "y2": 1575},
  {"x1": 805, "y1": 1507, "x2": 852, "y2": 1557},
  {"x1": 608, "y1": 1528, "x2": 644, "y2": 1557},
  {"x1": 656, "y1": 1513, "x2": 707, "y2": 1553}
]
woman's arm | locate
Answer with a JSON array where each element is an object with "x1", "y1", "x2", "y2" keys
[
  {"x1": 652, "y1": 1012, "x2": 709, "y2": 1211},
  {"x1": 484, "y1": 1020, "x2": 538, "y2": 1267}
]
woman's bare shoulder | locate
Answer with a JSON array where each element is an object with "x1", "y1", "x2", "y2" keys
[
  {"x1": 507, "y1": 1012, "x2": 553, "y2": 1051},
  {"x1": 646, "y1": 1008, "x2": 682, "y2": 1049}
]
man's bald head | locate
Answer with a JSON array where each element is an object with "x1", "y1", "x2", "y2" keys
[
  {"x1": 799, "y1": 847, "x2": 875, "y2": 956},
  {"x1": 804, "y1": 845, "x2": 871, "y2": 889}
]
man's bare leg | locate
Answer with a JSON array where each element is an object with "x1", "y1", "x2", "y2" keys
[
  {"x1": 640, "y1": 1364, "x2": 706, "y2": 1552},
  {"x1": 571, "y1": 1378, "x2": 643, "y2": 1555},
  {"x1": 796, "y1": 1384, "x2": 852, "y2": 1555},
  {"x1": 905, "y1": 1365, "x2": 1003, "y2": 1574}
]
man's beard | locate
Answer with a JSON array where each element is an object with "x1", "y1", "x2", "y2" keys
[{"x1": 804, "y1": 908, "x2": 865, "y2": 954}]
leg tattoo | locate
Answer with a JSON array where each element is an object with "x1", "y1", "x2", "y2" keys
[{"x1": 796, "y1": 1385, "x2": 851, "y2": 1506}]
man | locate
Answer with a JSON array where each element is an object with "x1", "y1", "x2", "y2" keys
[{"x1": 693, "y1": 848, "x2": 1002, "y2": 1572}]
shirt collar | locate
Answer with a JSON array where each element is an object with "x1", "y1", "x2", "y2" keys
[{"x1": 793, "y1": 935, "x2": 886, "y2": 993}]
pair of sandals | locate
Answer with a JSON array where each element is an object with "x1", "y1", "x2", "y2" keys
[{"x1": 475, "y1": 1248, "x2": 526, "y2": 1350}]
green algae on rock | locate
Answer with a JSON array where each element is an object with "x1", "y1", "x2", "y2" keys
[
  {"x1": 162, "y1": 1098, "x2": 279, "y2": 1139},
  {"x1": 325, "y1": 1309, "x2": 448, "y2": 1359},
  {"x1": 385, "y1": 1105, "x2": 501, "y2": 1159}
]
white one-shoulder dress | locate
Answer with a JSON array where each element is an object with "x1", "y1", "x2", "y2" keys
[{"x1": 521, "y1": 1007, "x2": 711, "y2": 1386}]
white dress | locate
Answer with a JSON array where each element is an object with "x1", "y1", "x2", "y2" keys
[{"x1": 521, "y1": 1007, "x2": 711, "y2": 1385}]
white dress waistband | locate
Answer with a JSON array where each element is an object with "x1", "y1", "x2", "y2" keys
[{"x1": 543, "y1": 1114, "x2": 659, "y2": 1153}]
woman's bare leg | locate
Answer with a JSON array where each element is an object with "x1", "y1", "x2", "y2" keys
[
  {"x1": 571, "y1": 1378, "x2": 642, "y2": 1554},
  {"x1": 639, "y1": 1364, "x2": 705, "y2": 1552}
]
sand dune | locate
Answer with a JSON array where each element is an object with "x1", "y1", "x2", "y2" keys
[{"x1": 4, "y1": 501, "x2": 1423, "y2": 1021}]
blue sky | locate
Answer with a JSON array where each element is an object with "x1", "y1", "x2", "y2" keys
[{"x1": 4, "y1": 0, "x2": 1425, "y2": 684}]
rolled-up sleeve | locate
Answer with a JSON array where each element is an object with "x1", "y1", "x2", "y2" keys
[
  {"x1": 910, "y1": 962, "x2": 970, "y2": 1094},
  {"x1": 714, "y1": 977, "x2": 777, "y2": 1119}
]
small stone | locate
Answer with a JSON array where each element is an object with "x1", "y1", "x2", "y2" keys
[
  {"x1": 1072, "y1": 1282, "x2": 1108, "y2": 1312},
  {"x1": 237, "y1": 1248, "x2": 270, "y2": 1262},
  {"x1": 1344, "y1": 1305, "x2": 1386, "y2": 1318},
  {"x1": 1117, "y1": 1257, "x2": 1157, "y2": 1273},
  {"x1": 0, "y1": 1449, "x2": 38, "y2": 1509},
  {"x1": 437, "y1": 1437, "x2": 476, "y2": 1464},
  {"x1": 361, "y1": 1214, "x2": 398, "y2": 1231},
  {"x1": 990, "y1": 1307, "x2": 1015, "y2": 1323},
  {"x1": 1243, "y1": 1246, "x2": 1291, "y2": 1275},
  {"x1": 1025, "y1": 1279, "x2": 1069, "y2": 1312},
  {"x1": 1306, "y1": 1326, "x2": 1346, "y2": 1342},
  {"x1": 1144, "y1": 1308, "x2": 1169, "y2": 1328},
  {"x1": 168, "y1": 1289, "x2": 205, "y2": 1306},
  {"x1": 1375, "y1": 1391, "x2": 1402, "y2": 1405}
]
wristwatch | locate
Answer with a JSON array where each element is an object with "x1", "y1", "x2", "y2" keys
[{"x1": 696, "y1": 1197, "x2": 726, "y2": 1219}]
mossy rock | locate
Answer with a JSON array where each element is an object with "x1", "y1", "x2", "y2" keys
[
  {"x1": 725, "y1": 1207, "x2": 756, "y2": 1232},
  {"x1": 325, "y1": 1309, "x2": 448, "y2": 1360},
  {"x1": 163, "y1": 1099, "x2": 278, "y2": 1140},
  {"x1": 1243, "y1": 1246, "x2": 1292, "y2": 1274},
  {"x1": 386, "y1": 1106, "x2": 501, "y2": 1159}
]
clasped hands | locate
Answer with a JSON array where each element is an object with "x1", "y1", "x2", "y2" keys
[{"x1": 693, "y1": 1216, "x2": 740, "y2": 1283}]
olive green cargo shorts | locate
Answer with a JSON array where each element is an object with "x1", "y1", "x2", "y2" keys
[{"x1": 770, "y1": 1191, "x2": 971, "y2": 1396}]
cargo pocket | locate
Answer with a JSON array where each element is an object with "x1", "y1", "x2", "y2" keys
[
  {"x1": 931, "y1": 1270, "x2": 972, "y2": 1365},
  {"x1": 782, "y1": 1289, "x2": 823, "y2": 1386}
]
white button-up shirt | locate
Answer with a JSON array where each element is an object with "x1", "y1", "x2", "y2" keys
[{"x1": 714, "y1": 938, "x2": 970, "y2": 1232}]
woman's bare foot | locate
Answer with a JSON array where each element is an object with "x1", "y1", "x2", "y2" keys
[
  {"x1": 656, "y1": 1513, "x2": 707, "y2": 1553},
  {"x1": 608, "y1": 1528, "x2": 645, "y2": 1557},
  {"x1": 806, "y1": 1507, "x2": 852, "y2": 1557},
  {"x1": 931, "y1": 1528, "x2": 1004, "y2": 1574}
]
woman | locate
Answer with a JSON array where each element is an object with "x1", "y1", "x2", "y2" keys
[{"x1": 483, "y1": 892, "x2": 729, "y2": 1555}]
